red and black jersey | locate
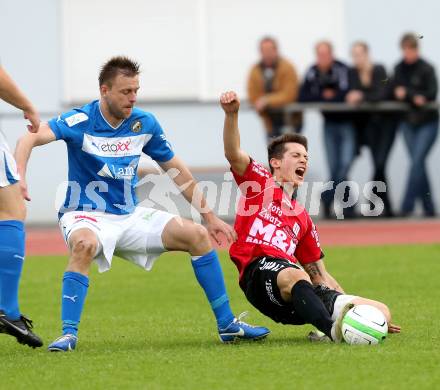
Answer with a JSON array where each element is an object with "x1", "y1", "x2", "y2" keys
[{"x1": 229, "y1": 159, "x2": 324, "y2": 282}]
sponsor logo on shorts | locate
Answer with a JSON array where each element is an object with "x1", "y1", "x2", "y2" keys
[
  {"x1": 142, "y1": 210, "x2": 158, "y2": 221},
  {"x1": 265, "y1": 280, "x2": 283, "y2": 306},
  {"x1": 70, "y1": 218, "x2": 101, "y2": 231},
  {"x1": 74, "y1": 215, "x2": 98, "y2": 223}
]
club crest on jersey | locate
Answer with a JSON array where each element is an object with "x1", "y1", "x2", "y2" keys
[{"x1": 131, "y1": 120, "x2": 142, "y2": 133}]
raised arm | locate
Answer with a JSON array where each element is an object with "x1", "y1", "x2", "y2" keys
[
  {"x1": 158, "y1": 155, "x2": 236, "y2": 245},
  {"x1": 0, "y1": 65, "x2": 40, "y2": 133},
  {"x1": 302, "y1": 260, "x2": 345, "y2": 293},
  {"x1": 14, "y1": 122, "x2": 57, "y2": 200},
  {"x1": 220, "y1": 91, "x2": 250, "y2": 176}
]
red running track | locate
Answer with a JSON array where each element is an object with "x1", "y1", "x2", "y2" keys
[{"x1": 25, "y1": 219, "x2": 440, "y2": 256}]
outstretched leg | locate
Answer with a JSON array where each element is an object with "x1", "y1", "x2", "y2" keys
[{"x1": 161, "y1": 217, "x2": 270, "y2": 342}]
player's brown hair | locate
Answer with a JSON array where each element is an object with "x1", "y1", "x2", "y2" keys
[
  {"x1": 99, "y1": 56, "x2": 140, "y2": 87},
  {"x1": 400, "y1": 33, "x2": 419, "y2": 49},
  {"x1": 267, "y1": 133, "x2": 308, "y2": 174}
]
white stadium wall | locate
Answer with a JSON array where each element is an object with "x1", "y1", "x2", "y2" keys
[
  {"x1": 61, "y1": 0, "x2": 346, "y2": 102},
  {"x1": 0, "y1": 0, "x2": 439, "y2": 223}
]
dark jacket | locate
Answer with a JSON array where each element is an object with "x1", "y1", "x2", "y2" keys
[
  {"x1": 393, "y1": 58, "x2": 438, "y2": 126},
  {"x1": 348, "y1": 64, "x2": 389, "y2": 102},
  {"x1": 299, "y1": 60, "x2": 351, "y2": 122},
  {"x1": 349, "y1": 63, "x2": 391, "y2": 126},
  {"x1": 349, "y1": 64, "x2": 396, "y2": 149}
]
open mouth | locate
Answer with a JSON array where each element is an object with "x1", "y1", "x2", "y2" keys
[{"x1": 295, "y1": 167, "x2": 305, "y2": 179}]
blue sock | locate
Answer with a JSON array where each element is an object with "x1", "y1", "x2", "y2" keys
[
  {"x1": 61, "y1": 271, "x2": 89, "y2": 337},
  {"x1": 191, "y1": 250, "x2": 234, "y2": 329},
  {"x1": 0, "y1": 220, "x2": 25, "y2": 320}
]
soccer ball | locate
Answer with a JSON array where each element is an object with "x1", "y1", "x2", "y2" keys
[{"x1": 342, "y1": 305, "x2": 388, "y2": 345}]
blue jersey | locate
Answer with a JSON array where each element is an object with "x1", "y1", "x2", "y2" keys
[{"x1": 49, "y1": 100, "x2": 174, "y2": 216}]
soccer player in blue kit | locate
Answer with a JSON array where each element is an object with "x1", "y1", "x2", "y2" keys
[
  {"x1": 0, "y1": 64, "x2": 43, "y2": 348},
  {"x1": 15, "y1": 57, "x2": 269, "y2": 351}
]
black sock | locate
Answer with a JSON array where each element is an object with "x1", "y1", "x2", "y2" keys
[{"x1": 291, "y1": 280, "x2": 333, "y2": 338}]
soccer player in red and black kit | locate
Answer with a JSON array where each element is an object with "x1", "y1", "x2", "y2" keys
[{"x1": 220, "y1": 91, "x2": 401, "y2": 341}]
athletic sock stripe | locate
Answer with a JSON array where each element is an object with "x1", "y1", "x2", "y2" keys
[
  {"x1": 63, "y1": 320, "x2": 79, "y2": 326},
  {"x1": 211, "y1": 294, "x2": 228, "y2": 310}
]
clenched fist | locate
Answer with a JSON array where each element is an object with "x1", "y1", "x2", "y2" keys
[{"x1": 220, "y1": 91, "x2": 240, "y2": 114}]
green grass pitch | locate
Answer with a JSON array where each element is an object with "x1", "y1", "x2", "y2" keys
[{"x1": 1, "y1": 244, "x2": 439, "y2": 389}]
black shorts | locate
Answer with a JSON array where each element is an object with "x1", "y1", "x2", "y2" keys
[{"x1": 241, "y1": 257, "x2": 342, "y2": 325}]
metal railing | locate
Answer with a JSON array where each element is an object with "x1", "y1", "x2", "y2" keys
[
  {"x1": 266, "y1": 101, "x2": 439, "y2": 128},
  {"x1": 279, "y1": 100, "x2": 440, "y2": 113}
]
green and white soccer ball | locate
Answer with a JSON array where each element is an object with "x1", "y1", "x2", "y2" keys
[{"x1": 342, "y1": 305, "x2": 388, "y2": 345}]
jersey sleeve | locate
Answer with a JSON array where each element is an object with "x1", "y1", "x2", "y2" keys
[
  {"x1": 295, "y1": 214, "x2": 324, "y2": 265},
  {"x1": 231, "y1": 158, "x2": 271, "y2": 188},
  {"x1": 142, "y1": 116, "x2": 175, "y2": 162},
  {"x1": 48, "y1": 110, "x2": 89, "y2": 142}
]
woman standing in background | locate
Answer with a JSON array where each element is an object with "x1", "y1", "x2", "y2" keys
[{"x1": 346, "y1": 41, "x2": 397, "y2": 217}]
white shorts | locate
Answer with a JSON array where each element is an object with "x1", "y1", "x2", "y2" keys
[
  {"x1": 59, "y1": 207, "x2": 176, "y2": 273},
  {"x1": 332, "y1": 294, "x2": 358, "y2": 321},
  {"x1": 0, "y1": 131, "x2": 19, "y2": 187}
]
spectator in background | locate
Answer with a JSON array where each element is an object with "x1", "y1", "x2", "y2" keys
[
  {"x1": 247, "y1": 36, "x2": 301, "y2": 140},
  {"x1": 393, "y1": 33, "x2": 438, "y2": 217},
  {"x1": 299, "y1": 41, "x2": 356, "y2": 218},
  {"x1": 347, "y1": 41, "x2": 397, "y2": 217}
]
